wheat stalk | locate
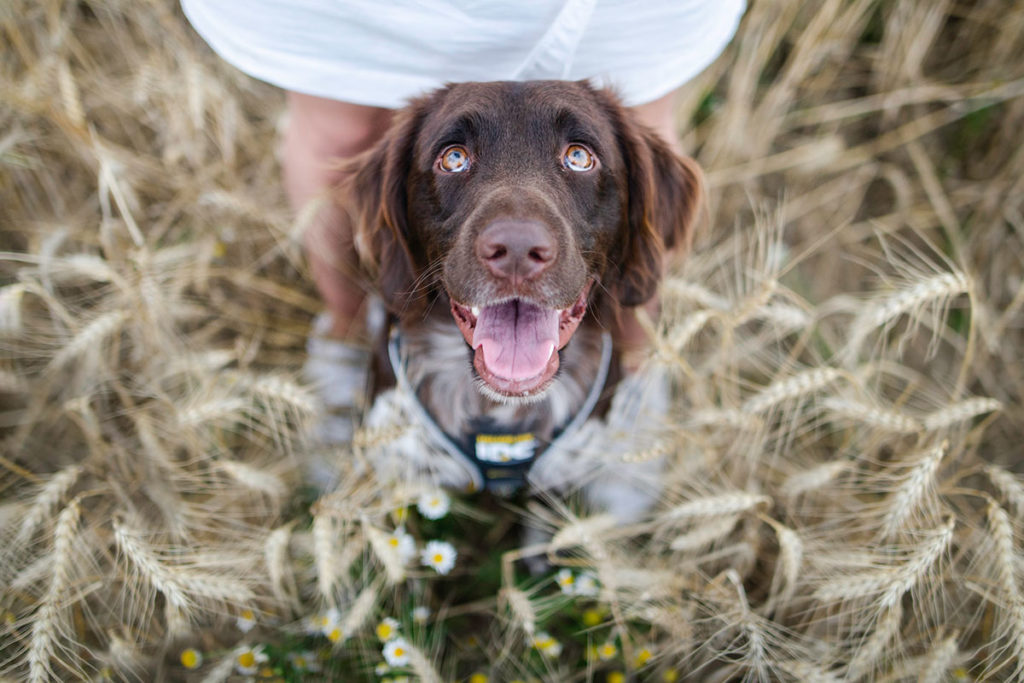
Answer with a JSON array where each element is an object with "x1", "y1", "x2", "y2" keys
[
  {"x1": 0, "y1": 283, "x2": 26, "y2": 334},
  {"x1": 822, "y1": 396, "x2": 921, "y2": 433},
  {"x1": 664, "y1": 493, "x2": 771, "y2": 521},
  {"x1": 983, "y1": 500, "x2": 1024, "y2": 677},
  {"x1": 217, "y1": 460, "x2": 286, "y2": 500},
  {"x1": 669, "y1": 515, "x2": 739, "y2": 552},
  {"x1": 548, "y1": 514, "x2": 618, "y2": 552},
  {"x1": 922, "y1": 397, "x2": 1001, "y2": 431},
  {"x1": 764, "y1": 518, "x2": 803, "y2": 609},
  {"x1": 781, "y1": 460, "x2": 849, "y2": 498},
  {"x1": 312, "y1": 514, "x2": 339, "y2": 601},
  {"x1": 340, "y1": 582, "x2": 379, "y2": 638},
  {"x1": 742, "y1": 368, "x2": 843, "y2": 414},
  {"x1": 879, "y1": 442, "x2": 947, "y2": 539},
  {"x1": 46, "y1": 309, "x2": 128, "y2": 373},
  {"x1": 917, "y1": 631, "x2": 960, "y2": 683},
  {"x1": 264, "y1": 525, "x2": 297, "y2": 610},
  {"x1": 501, "y1": 586, "x2": 537, "y2": 636},
  {"x1": 364, "y1": 524, "x2": 410, "y2": 585},
  {"x1": 846, "y1": 271, "x2": 969, "y2": 361},
  {"x1": 404, "y1": 640, "x2": 442, "y2": 683},
  {"x1": 987, "y1": 466, "x2": 1024, "y2": 516},
  {"x1": 27, "y1": 500, "x2": 81, "y2": 683},
  {"x1": 15, "y1": 465, "x2": 83, "y2": 546},
  {"x1": 847, "y1": 602, "x2": 902, "y2": 679}
]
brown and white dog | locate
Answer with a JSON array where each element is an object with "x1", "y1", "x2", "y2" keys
[{"x1": 336, "y1": 80, "x2": 701, "y2": 516}]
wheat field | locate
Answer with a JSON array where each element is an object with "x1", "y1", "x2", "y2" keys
[{"x1": 2, "y1": 1, "x2": 1023, "y2": 681}]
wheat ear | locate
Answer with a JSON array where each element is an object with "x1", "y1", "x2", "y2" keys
[
  {"x1": 403, "y1": 640, "x2": 443, "y2": 683},
  {"x1": 665, "y1": 493, "x2": 771, "y2": 521},
  {"x1": 16, "y1": 465, "x2": 82, "y2": 545},
  {"x1": 46, "y1": 309, "x2": 128, "y2": 373},
  {"x1": 918, "y1": 632, "x2": 960, "y2": 683},
  {"x1": 312, "y1": 514, "x2": 338, "y2": 601},
  {"x1": 987, "y1": 466, "x2": 1024, "y2": 516},
  {"x1": 501, "y1": 586, "x2": 537, "y2": 636},
  {"x1": 27, "y1": 500, "x2": 81, "y2": 683},
  {"x1": 821, "y1": 396, "x2": 921, "y2": 433},
  {"x1": 742, "y1": 368, "x2": 843, "y2": 414},
  {"x1": 923, "y1": 397, "x2": 1001, "y2": 431},
  {"x1": 984, "y1": 500, "x2": 1024, "y2": 676},
  {"x1": 880, "y1": 441, "x2": 946, "y2": 539}
]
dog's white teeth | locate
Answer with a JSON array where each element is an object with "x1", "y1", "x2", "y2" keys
[{"x1": 471, "y1": 306, "x2": 480, "y2": 316}]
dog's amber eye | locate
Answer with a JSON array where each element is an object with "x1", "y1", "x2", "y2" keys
[
  {"x1": 563, "y1": 144, "x2": 595, "y2": 172},
  {"x1": 438, "y1": 145, "x2": 470, "y2": 173}
]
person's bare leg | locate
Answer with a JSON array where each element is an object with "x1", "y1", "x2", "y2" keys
[
  {"x1": 282, "y1": 92, "x2": 393, "y2": 340},
  {"x1": 631, "y1": 89, "x2": 683, "y2": 154}
]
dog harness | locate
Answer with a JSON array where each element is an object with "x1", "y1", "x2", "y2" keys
[{"x1": 387, "y1": 330, "x2": 613, "y2": 495}]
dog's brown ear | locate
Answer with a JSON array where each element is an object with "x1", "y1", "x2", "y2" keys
[
  {"x1": 341, "y1": 101, "x2": 428, "y2": 314},
  {"x1": 596, "y1": 89, "x2": 704, "y2": 308}
]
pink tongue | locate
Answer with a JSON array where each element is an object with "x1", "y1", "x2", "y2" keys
[{"x1": 472, "y1": 300, "x2": 559, "y2": 381}]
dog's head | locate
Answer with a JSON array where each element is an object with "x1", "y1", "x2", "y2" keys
[{"x1": 343, "y1": 81, "x2": 702, "y2": 400}]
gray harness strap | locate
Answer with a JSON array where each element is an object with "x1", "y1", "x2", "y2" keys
[{"x1": 387, "y1": 330, "x2": 613, "y2": 493}]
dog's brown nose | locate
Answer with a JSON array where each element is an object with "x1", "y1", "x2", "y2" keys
[{"x1": 476, "y1": 220, "x2": 556, "y2": 284}]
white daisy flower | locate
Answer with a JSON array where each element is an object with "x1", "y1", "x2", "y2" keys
[
  {"x1": 376, "y1": 616, "x2": 400, "y2": 641},
  {"x1": 575, "y1": 571, "x2": 600, "y2": 597},
  {"x1": 555, "y1": 568, "x2": 575, "y2": 594},
  {"x1": 532, "y1": 631, "x2": 563, "y2": 658},
  {"x1": 288, "y1": 650, "x2": 321, "y2": 672},
  {"x1": 234, "y1": 644, "x2": 268, "y2": 675},
  {"x1": 321, "y1": 607, "x2": 345, "y2": 644},
  {"x1": 386, "y1": 528, "x2": 418, "y2": 564},
  {"x1": 416, "y1": 490, "x2": 450, "y2": 520},
  {"x1": 375, "y1": 662, "x2": 391, "y2": 676},
  {"x1": 420, "y1": 540, "x2": 457, "y2": 575},
  {"x1": 302, "y1": 613, "x2": 325, "y2": 635},
  {"x1": 412, "y1": 606, "x2": 431, "y2": 624},
  {"x1": 597, "y1": 640, "x2": 618, "y2": 661},
  {"x1": 634, "y1": 643, "x2": 655, "y2": 667},
  {"x1": 235, "y1": 608, "x2": 257, "y2": 632},
  {"x1": 382, "y1": 637, "x2": 411, "y2": 667}
]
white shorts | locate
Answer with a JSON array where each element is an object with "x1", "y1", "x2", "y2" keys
[{"x1": 181, "y1": 0, "x2": 745, "y2": 108}]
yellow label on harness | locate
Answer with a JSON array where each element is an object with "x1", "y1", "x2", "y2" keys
[{"x1": 475, "y1": 433, "x2": 536, "y2": 463}]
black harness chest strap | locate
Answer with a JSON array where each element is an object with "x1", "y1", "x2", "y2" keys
[{"x1": 386, "y1": 330, "x2": 613, "y2": 494}]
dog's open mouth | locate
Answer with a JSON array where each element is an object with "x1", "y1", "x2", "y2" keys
[{"x1": 450, "y1": 284, "x2": 591, "y2": 398}]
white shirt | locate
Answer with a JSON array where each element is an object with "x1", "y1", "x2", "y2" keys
[{"x1": 182, "y1": 0, "x2": 745, "y2": 107}]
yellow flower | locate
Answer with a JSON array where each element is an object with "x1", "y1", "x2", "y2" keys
[
  {"x1": 469, "y1": 673, "x2": 488, "y2": 683},
  {"x1": 662, "y1": 669, "x2": 679, "y2": 682},
  {"x1": 607, "y1": 673, "x2": 625, "y2": 683},
  {"x1": 179, "y1": 648, "x2": 203, "y2": 669},
  {"x1": 326, "y1": 624, "x2": 345, "y2": 643},
  {"x1": 582, "y1": 608, "x2": 602, "y2": 627}
]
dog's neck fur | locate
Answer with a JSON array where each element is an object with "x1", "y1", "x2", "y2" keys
[{"x1": 395, "y1": 309, "x2": 609, "y2": 443}]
